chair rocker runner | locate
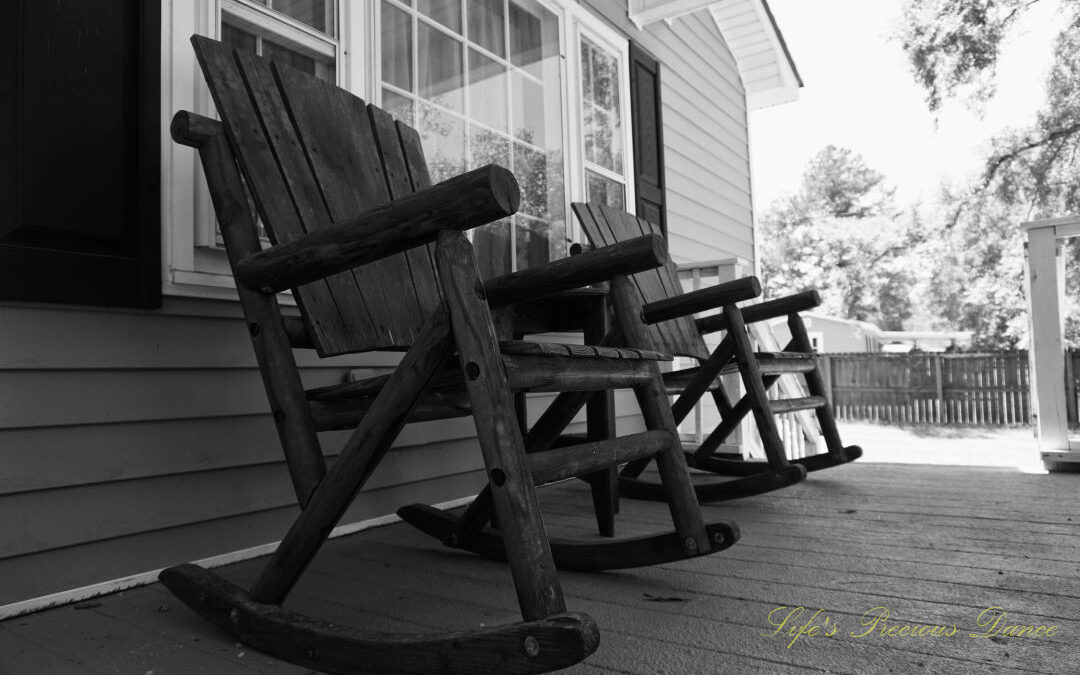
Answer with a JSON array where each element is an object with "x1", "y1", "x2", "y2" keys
[
  {"x1": 572, "y1": 203, "x2": 862, "y2": 503},
  {"x1": 160, "y1": 36, "x2": 737, "y2": 675}
]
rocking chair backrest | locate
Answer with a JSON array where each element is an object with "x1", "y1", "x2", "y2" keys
[
  {"x1": 572, "y1": 203, "x2": 710, "y2": 361},
  {"x1": 192, "y1": 36, "x2": 441, "y2": 357}
]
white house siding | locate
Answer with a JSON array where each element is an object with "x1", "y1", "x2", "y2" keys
[
  {"x1": 579, "y1": 0, "x2": 755, "y2": 264},
  {"x1": 0, "y1": 298, "x2": 491, "y2": 608}
]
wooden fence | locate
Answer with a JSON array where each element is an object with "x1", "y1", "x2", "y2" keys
[{"x1": 823, "y1": 352, "x2": 1030, "y2": 426}]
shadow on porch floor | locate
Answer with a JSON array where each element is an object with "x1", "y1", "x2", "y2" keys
[{"x1": 1, "y1": 459, "x2": 1077, "y2": 674}]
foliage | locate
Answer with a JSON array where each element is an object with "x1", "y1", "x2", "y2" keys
[
  {"x1": 922, "y1": 188, "x2": 1031, "y2": 348},
  {"x1": 898, "y1": 0, "x2": 1080, "y2": 347},
  {"x1": 760, "y1": 146, "x2": 921, "y2": 330}
]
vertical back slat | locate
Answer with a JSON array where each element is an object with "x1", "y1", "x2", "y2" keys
[
  {"x1": 232, "y1": 49, "x2": 377, "y2": 350},
  {"x1": 191, "y1": 37, "x2": 355, "y2": 354},
  {"x1": 272, "y1": 63, "x2": 426, "y2": 346},
  {"x1": 575, "y1": 202, "x2": 708, "y2": 359},
  {"x1": 368, "y1": 106, "x2": 441, "y2": 319}
]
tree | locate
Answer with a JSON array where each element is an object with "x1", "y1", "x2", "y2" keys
[
  {"x1": 760, "y1": 146, "x2": 920, "y2": 330},
  {"x1": 899, "y1": 0, "x2": 1080, "y2": 209},
  {"x1": 899, "y1": 0, "x2": 1080, "y2": 347}
]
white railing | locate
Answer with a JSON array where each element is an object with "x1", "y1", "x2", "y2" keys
[{"x1": 1023, "y1": 217, "x2": 1080, "y2": 470}]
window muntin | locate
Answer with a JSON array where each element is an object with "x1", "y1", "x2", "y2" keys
[{"x1": 379, "y1": 0, "x2": 566, "y2": 277}]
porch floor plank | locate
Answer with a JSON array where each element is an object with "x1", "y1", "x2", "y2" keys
[{"x1": 3, "y1": 462, "x2": 1078, "y2": 674}]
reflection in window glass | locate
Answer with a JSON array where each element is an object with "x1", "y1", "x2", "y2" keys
[
  {"x1": 222, "y1": 22, "x2": 257, "y2": 53},
  {"x1": 382, "y1": 88, "x2": 414, "y2": 126},
  {"x1": 380, "y1": 0, "x2": 564, "y2": 275},
  {"x1": 381, "y1": 2, "x2": 412, "y2": 91},
  {"x1": 468, "y1": 49, "x2": 508, "y2": 132},
  {"x1": 587, "y1": 170, "x2": 624, "y2": 211},
  {"x1": 512, "y1": 72, "x2": 544, "y2": 146},
  {"x1": 581, "y1": 36, "x2": 622, "y2": 174},
  {"x1": 509, "y1": 2, "x2": 545, "y2": 75},
  {"x1": 418, "y1": 102, "x2": 467, "y2": 183},
  {"x1": 264, "y1": 38, "x2": 317, "y2": 76},
  {"x1": 418, "y1": 22, "x2": 464, "y2": 112},
  {"x1": 468, "y1": 0, "x2": 505, "y2": 57},
  {"x1": 419, "y1": 0, "x2": 462, "y2": 32},
  {"x1": 267, "y1": 0, "x2": 336, "y2": 36},
  {"x1": 470, "y1": 127, "x2": 510, "y2": 170}
]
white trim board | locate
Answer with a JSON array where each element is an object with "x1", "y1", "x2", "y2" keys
[{"x1": 0, "y1": 494, "x2": 476, "y2": 621}]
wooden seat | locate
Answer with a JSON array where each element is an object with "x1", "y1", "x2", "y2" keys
[
  {"x1": 159, "y1": 36, "x2": 738, "y2": 675},
  {"x1": 572, "y1": 202, "x2": 862, "y2": 503}
]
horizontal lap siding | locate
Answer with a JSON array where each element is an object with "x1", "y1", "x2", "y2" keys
[
  {"x1": 0, "y1": 299, "x2": 487, "y2": 606},
  {"x1": 581, "y1": 1, "x2": 754, "y2": 264}
]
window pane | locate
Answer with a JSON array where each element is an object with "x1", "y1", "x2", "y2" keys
[
  {"x1": 269, "y1": 0, "x2": 336, "y2": 36},
  {"x1": 381, "y1": 2, "x2": 412, "y2": 91},
  {"x1": 418, "y1": 102, "x2": 466, "y2": 183},
  {"x1": 469, "y1": 127, "x2": 510, "y2": 169},
  {"x1": 516, "y1": 216, "x2": 551, "y2": 271},
  {"x1": 382, "y1": 88, "x2": 414, "y2": 126},
  {"x1": 587, "y1": 170, "x2": 624, "y2": 211},
  {"x1": 419, "y1": 0, "x2": 462, "y2": 32},
  {"x1": 222, "y1": 22, "x2": 257, "y2": 53},
  {"x1": 468, "y1": 0, "x2": 505, "y2": 57},
  {"x1": 514, "y1": 142, "x2": 547, "y2": 219},
  {"x1": 510, "y1": 2, "x2": 554, "y2": 77},
  {"x1": 581, "y1": 37, "x2": 623, "y2": 173},
  {"x1": 468, "y1": 49, "x2": 507, "y2": 132},
  {"x1": 264, "y1": 38, "x2": 316, "y2": 76},
  {"x1": 511, "y1": 73, "x2": 544, "y2": 146},
  {"x1": 474, "y1": 220, "x2": 512, "y2": 278},
  {"x1": 418, "y1": 23, "x2": 464, "y2": 112}
]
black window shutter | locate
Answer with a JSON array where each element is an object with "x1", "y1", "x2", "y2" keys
[
  {"x1": 629, "y1": 42, "x2": 666, "y2": 238},
  {"x1": 0, "y1": 0, "x2": 161, "y2": 308}
]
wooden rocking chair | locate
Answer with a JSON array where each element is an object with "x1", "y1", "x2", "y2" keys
[
  {"x1": 159, "y1": 36, "x2": 737, "y2": 675},
  {"x1": 571, "y1": 203, "x2": 863, "y2": 503}
]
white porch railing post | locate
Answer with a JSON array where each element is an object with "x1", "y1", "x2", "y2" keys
[{"x1": 1023, "y1": 217, "x2": 1080, "y2": 470}]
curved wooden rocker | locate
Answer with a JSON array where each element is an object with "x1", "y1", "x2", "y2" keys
[
  {"x1": 162, "y1": 36, "x2": 738, "y2": 674},
  {"x1": 161, "y1": 563, "x2": 598, "y2": 675},
  {"x1": 572, "y1": 203, "x2": 862, "y2": 503},
  {"x1": 398, "y1": 503, "x2": 739, "y2": 571}
]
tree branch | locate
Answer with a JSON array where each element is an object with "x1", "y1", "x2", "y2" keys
[{"x1": 980, "y1": 121, "x2": 1080, "y2": 189}]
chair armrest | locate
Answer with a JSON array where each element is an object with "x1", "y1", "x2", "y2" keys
[
  {"x1": 233, "y1": 164, "x2": 519, "y2": 293},
  {"x1": 641, "y1": 277, "x2": 761, "y2": 324},
  {"x1": 696, "y1": 290, "x2": 821, "y2": 334},
  {"x1": 485, "y1": 234, "x2": 666, "y2": 307}
]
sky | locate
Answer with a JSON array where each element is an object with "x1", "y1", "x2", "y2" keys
[{"x1": 750, "y1": 0, "x2": 1064, "y2": 212}]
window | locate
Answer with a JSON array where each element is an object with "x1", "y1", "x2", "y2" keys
[
  {"x1": 379, "y1": 0, "x2": 568, "y2": 277},
  {"x1": 581, "y1": 35, "x2": 626, "y2": 210},
  {"x1": 163, "y1": 0, "x2": 632, "y2": 298}
]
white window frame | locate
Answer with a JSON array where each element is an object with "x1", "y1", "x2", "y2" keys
[{"x1": 161, "y1": 0, "x2": 632, "y2": 300}]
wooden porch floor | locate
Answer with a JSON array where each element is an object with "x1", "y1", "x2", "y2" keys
[{"x1": 2, "y1": 461, "x2": 1078, "y2": 674}]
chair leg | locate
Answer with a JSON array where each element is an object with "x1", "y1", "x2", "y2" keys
[
  {"x1": 436, "y1": 230, "x2": 564, "y2": 621},
  {"x1": 249, "y1": 307, "x2": 457, "y2": 605},
  {"x1": 723, "y1": 305, "x2": 790, "y2": 469},
  {"x1": 786, "y1": 313, "x2": 862, "y2": 468},
  {"x1": 609, "y1": 275, "x2": 712, "y2": 556}
]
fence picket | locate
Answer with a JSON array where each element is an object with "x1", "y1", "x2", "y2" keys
[{"x1": 827, "y1": 352, "x2": 1033, "y2": 426}]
